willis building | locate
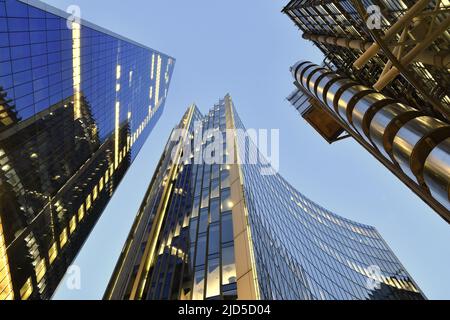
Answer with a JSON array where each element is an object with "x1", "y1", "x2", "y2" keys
[
  {"x1": 0, "y1": 0, "x2": 174, "y2": 299},
  {"x1": 284, "y1": 1, "x2": 450, "y2": 222},
  {"x1": 105, "y1": 95, "x2": 425, "y2": 300}
]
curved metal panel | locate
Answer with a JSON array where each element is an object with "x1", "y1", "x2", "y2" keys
[
  {"x1": 292, "y1": 61, "x2": 313, "y2": 85},
  {"x1": 424, "y1": 138, "x2": 450, "y2": 210},
  {"x1": 369, "y1": 103, "x2": 418, "y2": 160},
  {"x1": 316, "y1": 73, "x2": 338, "y2": 102},
  {"x1": 308, "y1": 68, "x2": 327, "y2": 93},
  {"x1": 301, "y1": 64, "x2": 320, "y2": 89},
  {"x1": 393, "y1": 116, "x2": 447, "y2": 182},
  {"x1": 291, "y1": 61, "x2": 310, "y2": 79},
  {"x1": 291, "y1": 60, "x2": 450, "y2": 216},
  {"x1": 351, "y1": 93, "x2": 386, "y2": 140},
  {"x1": 336, "y1": 85, "x2": 371, "y2": 126},
  {"x1": 325, "y1": 79, "x2": 353, "y2": 112},
  {"x1": 313, "y1": 71, "x2": 334, "y2": 98},
  {"x1": 296, "y1": 62, "x2": 315, "y2": 86}
]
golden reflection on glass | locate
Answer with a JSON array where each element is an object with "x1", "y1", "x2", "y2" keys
[
  {"x1": 72, "y1": 22, "x2": 82, "y2": 120},
  {"x1": 192, "y1": 270, "x2": 205, "y2": 300},
  {"x1": 0, "y1": 216, "x2": 14, "y2": 300},
  {"x1": 206, "y1": 258, "x2": 220, "y2": 298},
  {"x1": 155, "y1": 55, "x2": 162, "y2": 107},
  {"x1": 60, "y1": 228, "x2": 68, "y2": 248},
  {"x1": 20, "y1": 278, "x2": 33, "y2": 300},
  {"x1": 151, "y1": 53, "x2": 155, "y2": 80},
  {"x1": 222, "y1": 246, "x2": 237, "y2": 285},
  {"x1": 114, "y1": 101, "x2": 120, "y2": 169},
  {"x1": 48, "y1": 243, "x2": 58, "y2": 265},
  {"x1": 35, "y1": 258, "x2": 46, "y2": 283}
]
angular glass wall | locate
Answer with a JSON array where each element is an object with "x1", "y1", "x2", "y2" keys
[
  {"x1": 232, "y1": 101, "x2": 424, "y2": 300},
  {"x1": 0, "y1": 0, "x2": 175, "y2": 299}
]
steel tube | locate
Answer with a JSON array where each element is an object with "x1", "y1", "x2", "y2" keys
[{"x1": 292, "y1": 60, "x2": 450, "y2": 211}]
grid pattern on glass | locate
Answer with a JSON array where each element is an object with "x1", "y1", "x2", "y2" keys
[
  {"x1": 231, "y1": 99, "x2": 425, "y2": 300},
  {"x1": 142, "y1": 102, "x2": 238, "y2": 300},
  {"x1": 0, "y1": 0, "x2": 174, "y2": 300},
  {"x1": 106, "y1": 96, "x2": 425, "y2": 301}
]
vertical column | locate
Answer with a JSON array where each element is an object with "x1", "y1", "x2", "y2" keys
[
  {"x1": 225, "y1": 96, "x2": 260, "y2": 300},
  {"x1": 72, "y1": 22, "x2": 82, "y2": 120},
  {"x1": 0, "y1": 216, "x2": 14, "y2": 300},
  {"x1": 115, "y1": 63, "x2": 122, "y2": 169},
  {"x1": 154, "y1": 55, "x2": 162, "y2": 109}
]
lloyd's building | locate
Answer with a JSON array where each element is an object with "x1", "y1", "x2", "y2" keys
[
  {"x1": 0, "y1": 0, "x2": 175, "y2": 299},
  {"x1": 284, "y1": 0, "x2": 450, "y2": 222},
  {"x1": 105, "y1": 95, "x2": 425, "y2": 300}
]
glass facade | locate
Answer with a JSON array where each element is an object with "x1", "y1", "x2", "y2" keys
[
  {"x1": 0, "y1": 0, "x2": 175, "y2": 300},
  {"x1": 106, "y1": 95, "x2": 425, "y2": 300}
]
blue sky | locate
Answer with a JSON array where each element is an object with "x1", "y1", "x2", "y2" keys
[{"x1": 46, "y1": 0, "x2": 450, "y2": 300}]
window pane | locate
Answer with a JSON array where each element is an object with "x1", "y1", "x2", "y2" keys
[
  {"x1": 194, "y1": 181, "x2": 202, "y2": 196},
  {"x1": 221, "y1": 169, "x2": 230, "y2": 188},
  {"x1": 221, "y1": 188, "x2": 232, "y2": 211},
  {"x1": 222, "y1": 245, "x2": 237, "y2": 285},
  {"x1": 192, "y1": 269, "x2": 205, "y2": 300},
  {"x1": 221, "y1": 213, "x2": 234, "y2": 243},
  {"x1": 211, "y1": 178, "x2": 219, "y2": 198},
  {"x1": 211, "y1": 164, "x2": 220, "y2": 179},
  {"x1": 189, "y1": 218, "x2": 198, "y2": 242},
  {"x1": 192, "y1": 196, "x2": 200, "y2": 218},
  {"x1": 189, "y1": 244, "x2": 196, "y2": 267},
  {"x1": 206, "y1": 258, "x2": 220, "y2": 298},
  {"x1": 198, "y1": 208, "x2": 209, "y2": 234},
  {"x1": 201, "y1": 188, "x2": 209, "y2": 208},
  {"x1": 208, "y1": 223, "x2": 220, "y2": 255},
  {"x1": 195, "y1": 235, "x2": 207, "y2": 267},
  {"x1": 202, "y1": 165, "x2": 211, "y2": 185},
  {"x1": 210, "y1": 199, "x2": 220, "y2": 223}
]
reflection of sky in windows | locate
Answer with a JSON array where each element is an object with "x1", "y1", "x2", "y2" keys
[
  {"x1": 231, "y1": 101, "x2": 423, "y2": 300},
  {"x1": 0, "y1": 0, "x2": 175, "y2": 300},
  {"x1": 142, "y1": 98, "x2": 423, "y2": 300},
  {"x1": 0, "y1": 0, "x2": 175, "y2": 158}
]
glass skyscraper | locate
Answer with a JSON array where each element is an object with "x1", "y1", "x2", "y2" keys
[
  {"x1": 105, "y1": 95, "x2": 425, "y2": 300},
  {"x1": 0, "y1": 0, "x2": 175, "y2": 300}
]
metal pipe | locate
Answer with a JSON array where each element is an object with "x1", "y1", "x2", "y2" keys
[
  {"x1": 374, "y1": 15, "x2": 450, "y2": 90},
  {"x1": 292, "y1": 60, "x2": 450, "y2": 211},
  {"x1": 353, "y1": 0, "x2": 432, "y2": 69},
  {"x1": 302, "y1": 32, "x2": 450, "y2": 69}
]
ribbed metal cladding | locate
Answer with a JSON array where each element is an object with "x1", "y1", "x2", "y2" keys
[{"x1": 291, "y1": 61, "x2": 450, "y2": 210}]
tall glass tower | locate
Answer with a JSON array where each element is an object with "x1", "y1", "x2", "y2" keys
[
  {"x1": 0, "y1": 0, "x2": 175, "y2": 300},
  {"x1": 105, "y1": 95, "x2": 425, "y2": 300}
]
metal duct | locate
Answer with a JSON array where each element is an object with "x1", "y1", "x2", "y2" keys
[{"x1": 292, "y1": 60, "x2": 450, "y2": 211}]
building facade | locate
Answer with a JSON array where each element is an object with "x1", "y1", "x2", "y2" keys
[
  {"x1": 105, "y1": 95, "x2": 425, "y2": 300},
  {"x1": 0, "y1": 0, "x2": 175, "y2": 299},
  {"x1": 283, "y1": 0, "x2": 450, "y2": 221}
]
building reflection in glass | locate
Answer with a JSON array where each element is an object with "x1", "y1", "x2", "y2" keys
[
  {"x1": 105, "y1": 96, "x2": 425, "y2": 301},
  {"x1": 0, "y1": 0, "x2": 175, "y2": 299}
]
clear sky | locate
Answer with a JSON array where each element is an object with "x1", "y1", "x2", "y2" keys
[{"x1": 46, "y1": 0, "x2": 450, "y2": 300}]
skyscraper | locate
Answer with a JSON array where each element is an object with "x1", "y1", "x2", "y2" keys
[
  {"x1": 105, "y1": 95, "x2": 425, "y2": 300},
  {"x1": 0, "y1": 0, "x2": 175, "y2": 300},
  {"x1": 283, "y1": 1, "x2": 450, "y2": 221}
]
